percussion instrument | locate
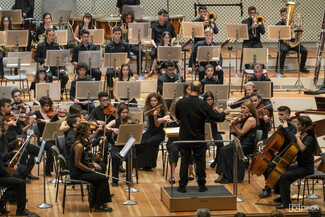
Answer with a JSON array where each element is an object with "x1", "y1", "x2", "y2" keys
[{"x1": 95, "y1": 17, "x2": 121, "y2": 40}]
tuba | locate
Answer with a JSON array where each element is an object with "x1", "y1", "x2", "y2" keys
[{"x1": 283, "y1": 0, "x2": 303, "y2": 48}]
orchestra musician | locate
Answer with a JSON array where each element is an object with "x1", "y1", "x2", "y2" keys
[
  {"x1": 105, "y1": 103, "x2": 133, "y2": 186},
  {"x1": 35, "y1": 13, "x2": 57, "y2": 42},
  {"x1": 250, "y1": 92, "x2": 271, "y2": 141},
  {"x1": 150, "y1": 9, "x2": 176, "y2": 62},
  {"x1": 34, "y1": 28, "x2": 69, "y2": 94},
  {"x1": 203, "y1": 91, "x2": 230, "y2": 168},
  {"x1": 149, "y1": 31, "x2": 180, "y2": 76},
  {"x1": 0, "y1": 16, "x2": 13, "y2": 78},
  {"x1": 105, "y1": 27, "x2": 131, "y2": 89},
  {"x1": 70, "y1": 62, "x2": 96, "y2": 113},
  {"x1": 12, "y1": 0, "x2": 34, "y2": 18},
  {"x1": 215, "y1": 99, "x2": 258, "y2": 184},
  {"x1": 157, "y1": 61, "x2": 184, "y2": 108},
  {"x1": 119, "y1": 11, "x2": 144, "y2": 74},
  {"x1": 175, "y1": 81, "x2": 227, "y2": 192},
  {"x1": 188, "y1": 28, "x2": 224, "y2": 83},
  {"x1": 248, "y1": 63, "x2": 271, "y2": 81},
  {"x1": 192, "y1": 6, "x2": 218, "y2": 44},
  {"x1": 73, "y1": 13, "x2": 96, "y2": 44},
  {"x1": 59, "y1": 103, "x2": 82, "y2": 135},
  {"x1": 70, "y1": 122, "x2": 113, "y2": 212},
  {"x1": 258, "y1": 106, "x2": 297, "y2": 199},
  {"x1": 114, "y1": 0, "x2": 140, "y2": 17},
  {"x1": 32, "y1": 96, "x2": 59, "y2": 176},
  {"x1": 242, "y1": 6, "x2": 266, "y2": 69},
  {"x1": 11, "y1": 89, "x2": 40, "y2": 181},
  {"x1": 274, "y1": 116, "x2": 315, "y2": 209},
  {"x1": 228, "y1": 82, "x2": 256, "y2": 109},
  {"x1": 71, "y1": 29, "x2": 101, "y2": 81},
  {"x1": 200, "y1": 64, "x2": 221, "y2": 94},
  {"x1": 166, "y1": 98, "x2": 195, "y2": 183},
  {"x1": 113, "y1": 63, "x2": 137, "y2": 107},
  {"x1": 276, "y1": 8, "x2": 309, "y2": 75},
  {"x1": 0, "y1": 117, "x2": 32, "y2": 216},
  {"x1": 64, "y1": 114, "x2": 81, "y2": 168},
  {"x1": 137, "y1": 93, "x2": 170, "y2": 171},
  {"x1": 30, "y1": 67, "x2": 49, "y2": 105}
]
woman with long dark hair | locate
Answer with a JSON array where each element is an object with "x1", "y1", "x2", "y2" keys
[
  {"x1": 74, "y1": 13, "x2": 96, "y2": 43},
  {"x1": 30, "y1": 67, "x2": 49, "y2": 105},
  {"x1": 35, "y1": 13, "x2": 57, "y2": 41}
]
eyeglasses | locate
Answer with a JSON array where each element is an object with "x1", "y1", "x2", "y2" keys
[{"x1": 101, "y1": 99, "x2": 109, "y2": 102}]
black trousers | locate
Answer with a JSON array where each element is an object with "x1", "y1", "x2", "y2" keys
[
  {"x1": 274, "y1": 164, "x2": 313, "y2": 206},
  {"x1": 279, "y1": 43, "x2": 307, "y2": 71},
  {"x1": 130, "y1": 45, "x2": 144, "y2": 74},
  {"x1": 20, "y1": 143, "x2": 40, "y2": 174},
  {"x1": 0, "y1": 175, "x2": 26, "y2": 211},
  {"x1": 179, "y1": 143, "x2": 207, "y2": 187},
  {"x1": 110, "y1": 145, "x2": 132, "y2": 184},
  {"x1": 74, "y1": 172, "x2": 111, "y2": 206},
  {"x1": 38, "y1": 140, "x2": 54, "y2": 174},
  {"x1": 0, "y1": 51, "x2": 4, "y2": 77},
  {"x1": 89, "y1": 68, "x2": 102, "y2": 81}
]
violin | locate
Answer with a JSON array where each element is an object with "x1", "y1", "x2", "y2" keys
[
  {"x1": 212, "y1": 103, "x2": 224, "y2": 113},
  {"x1": 96, "y1": 138, "x2": 103, "y2": 161},
  {"x1": 233, "y1": 113, "x2": 252, "y2": 125},
  {"x1": 121, "y1": 116, "x2": 140, "y2": 125},
  {"x1": 103, "y1": 104, "x2": 116, "y2": 117},
  {"x1": 86, "y1": 142, "x2": 94, "y2": 169},
  {"x1": 256, "y1": 103, "x2": 270, "y2": 120},
  {"x1": 81, "y1": 118, "x2": 101, "y2": 131},
  {"x1": 5, "y1": 112, "x2": 30, "y2": 122},
  {"x1": 46, "y1": 107, "x2": 68, "y2": 118}
]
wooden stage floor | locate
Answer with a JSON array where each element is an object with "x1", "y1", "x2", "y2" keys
[{"x1": 11, "y1": 151, "x2": 325, "y2": 217}]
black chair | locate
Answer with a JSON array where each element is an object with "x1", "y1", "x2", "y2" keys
[{"x1": 57, "y1": 154, "x2": 92, "y2": 214}]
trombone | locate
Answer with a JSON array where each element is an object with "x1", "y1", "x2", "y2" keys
[
  {"x1": 205, "y1": 12, "x2": 217, "y2": 28},
  {"x1": 253, "y1": 14, "x2": 265, "y2": 37}
]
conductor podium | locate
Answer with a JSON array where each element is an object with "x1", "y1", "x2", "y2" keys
[{"x1": 161, "y1": 185, "x2": 236, "y2": 212}]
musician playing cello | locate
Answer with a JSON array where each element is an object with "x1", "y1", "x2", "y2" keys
[
  {"x1": 274, "y1": 116, "x2": 315, "y2": 209},
  {"x1": 258, "y1": 106, "x2": 296, "y2": 199},
  {"x1": 70, "y1": 122, "x2": 112, "y2": 212}
]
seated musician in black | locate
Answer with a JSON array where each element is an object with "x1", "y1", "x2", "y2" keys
[
  {"x1": 70, "y1": 122, "x2": 112, "y2": 212},
  {"x1": 192, "y1": 6, "x2": 218, "y2": 44},
  {"x1": 228, "y1": 82, "x2": 256, "y2": 109},
  {"x1": 250, "y1": 92, "x2": 271, "y2": 141},
  {"x1": 258, "y1": 106, "x2": 297, "y2": 199},
  {"x1": 70, "y1": 62, "x2": 95, "y2": 113},
  {"x1": 11, "y1": 89, "x2": 40, "y2": 180},
  {"x1": 71, "y1": 29, "x2": 101, "y2": 81},
  {"x1": 105, "y1": 27, "x2": 131, "y2": 89},
  {"x1": 248, "y1": 63, "x2": 271, "y2": 82},
  {"x1": 33, "y1": 96, "x2": 59, "y2": 176},
  {"x1": 241, "y1": 6, "x2": 266, "y2": 69},
  {"x1": 34, "y1": 28, "x2": 69, "y2": 94},
  {"x1": 157, "y1": 61, "x2": 184, "y2": 109},
  {"x1": 0, "y1": 117, "x2": 32, "y2": 216},
  {"x1": 215, "y1": 100, "x2": 257, "y2": 184},
  {"x1": 188, "y1": 28, "x2": 224, "y2": 84},
  {"x1": 73, "y1": 13, "x2": 96, "y2": 44},
  {"x1": 106, "y1": 103, "x2": 135, "y2": 186},
  {"x1": 89, "y1": 92, "x2": 116, "y2": 165},
  {"x1": 150, "y1": 9, "x2": 177, "y2": 61},
  {"x1": 200, "y1": 64, "x2": 221, "y2": 94},
  {"x1": 274, "y1": 116, "x2": 315, "y2": 209},
  {"x1": 35, "y1": 13, "x2": 57, "y2": 41}
]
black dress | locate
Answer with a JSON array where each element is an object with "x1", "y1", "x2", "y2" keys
[
  {"x1": 137, "y1": 109, "x2": 165, "y2": 169},
  {"x1": 216, "y1": 116, "x2": 257, "y2": 182},
  {"x1": 70, "y1": 142, "x2": 111, "y2": 206}
]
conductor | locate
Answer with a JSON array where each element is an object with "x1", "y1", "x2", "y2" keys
[{"x1": 175, "y1": 81, "x2": 229, "y2": 193}]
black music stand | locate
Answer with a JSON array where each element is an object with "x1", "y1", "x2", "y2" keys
[
  {"x1": 35, "y1": 82, "x2": 61, "y2": 101},
  {"x1": 6, "y1": 51, "x2": 31, "y2": 88},
  {"x1": 75, "y1": 81, "x2": 101, "y2": 114},
  {"x1": 114, "y1": 80, "x2": 141, "y2": 105},
  {"x1": 78, "y1": 50, "x2": 102, "y2": 79},
  {"x1": 162, "y1": 82, "x2": 187, "y2": 99},
  {"x1": 52, "y1": 10, "x2": 71, "y2": 30}
]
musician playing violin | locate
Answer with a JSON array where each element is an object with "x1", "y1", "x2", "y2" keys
[
  {"x1": 274, "y1": 116, "x2": 315, "y2": 209},
  {"x1": 11, "y1": 89, "x2": 40, "y2": 181},
  {"x1": 250, "y1": 92, "x2": 271, "y2": 140},
  {"x1": 70, "y1": 122, "x2": 112, "y2": 212},
  {"x1": 258, "y1": 106, "x2": 297, "y2": 199},
  {"x1": 215, "y1": 100, "x2": 258, "y2": 184},
  {"x1": 105, "y1": 103, "x2": 134, "y2": 186}
]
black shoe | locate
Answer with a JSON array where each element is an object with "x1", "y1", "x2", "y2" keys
[
  {"x1": 119, "y1": 165, "x2": 126, "y2": 173},
  {"x1": 280, "y1": 69, "x2": 284, "y2": 75},
  {"x1": 142, "y1": 167, "x2": 152, "y2": 171},
  {"x1": 259, "y1": 190, "x2": 271, "y2": 198},
  {"x1": 177, "y1": 186, "x2": 186, "y2": 193},
  {"x1": 110, "y1": 194, "x2": 114, "y2": 197},
  {"x1": 300, "y1": 68, "x2": 310, "y2": 73},
  {"x1": 16, "y1": 209, "x2": 31, "y2": 216},
  {"x1": 276, "y1": 203, "x2": 289, "y2": 209},
  {"x1": 199, "y1": 185, "x2": 208, "y2": 192},
  {"x1": 28, "y1": 173, "x2": 39, "y2": 180},
  {"x1": 0, "y1": 207, "x2": 9, "y2": 215},
  {"x1": 45, "y1": 172, "x2": 52, "y2": 177},
  {"x1": 273, "y1": 197, "x2": 282, "y2": 203},
  {"x1": 25, "y1": 178, "x2": 31, "y2": 184},
  {"x1": 168, "y1": 178, "x2": 176, "y2": 184},
  {"x1": 219, "y1": 177, "x2": 229, "y2": 184},
  {"x1": 112, "y1": 182, "x2": 118, "y2": 187},
  {"x1": 188, "y1": 173, "x2": 194, "y2": 181},
  {"x1": 210, "y1": 160, "x2": 217, "y2": 168},
  {"x1": 94, "y1": 205, "x2": 113, "y2": 212},
  {"x1": 214, "y1": 179, "x2": 221, "y2": 183}
]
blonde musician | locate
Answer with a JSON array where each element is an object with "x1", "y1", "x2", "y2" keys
[
  {"x1": 0, "y1": 16, "x2": 13, "y2": 78},
  {"x1": 137, "y1": 93, "x2": 170, "y2": 171},
  {"x1": 73, "y1": 13, "x2": 96, "y2": 44},
  {"x1": 70, "y1": 122, "x2": 113, "y2": 212},
  {"x1": 274, "y1": 116, "x2": 315, "y2": 209}
]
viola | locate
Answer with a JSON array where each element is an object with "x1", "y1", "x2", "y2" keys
[
  {"x1": 256, "y1": 103, "x2": 270, "y2": 120},
  {"x1": 103, "y1": 104, "x2": 116, "y2": 117},
  {"x1": 233, "y1": 113, "x2": 252, "y2": 125},
  {"x1": 5, "y1": 112, "x2": 30, "y2": 122},
  {"x1": 46, "y1": 107, "x2": 68, "y2": 118},
  {"x1": 96, "y1": 138, "x2": 103, "y2": 161},
  {"x1": 86, "y1": 142, "x2": 94, "y2": 169},
  {"x1": 121, "y1": 116, "x2": 140, "y2": 125},
  {"x1": 81, "y1": 118, "x2": 101, "y2": 131}
]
